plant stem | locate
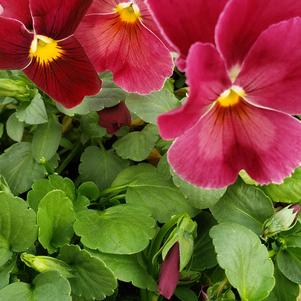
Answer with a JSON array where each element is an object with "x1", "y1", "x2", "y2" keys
[{"x1": 57, "y1": 143, "x2": 81, "y2": 174}]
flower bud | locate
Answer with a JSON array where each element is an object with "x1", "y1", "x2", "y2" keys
[
  {"x1": 262, "y1": 204, "x2": 301, "y2": 238},
  {"x1": 21, "y1": 253, "x2": 73, "y2": 278},
  {"x1": 98, "y1": 101, "x2": 131, "y2": 134},
  {"x1": 158, "y1": 215, "x2": 197, "y2": 300},
  {"x1": 158, "y1": 242, "x2": 180, "y2": 300},
  {"x1": 0, "y1": 79, "x2": 34, "y2": 102}
]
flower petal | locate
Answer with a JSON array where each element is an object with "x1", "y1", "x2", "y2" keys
[
  {"x1": 24, "y1": 36, "x2": 101, "y2": 108},
  {"x1": 30, "y1": 0, "x2": 93, "y2": 39},
  {"x1": 168, "y1": 101, "x2": 301, "y2": 188},
  {"x1": 158, "y1": 242, "x2": 180, "y2": 300},
  {"x1": 236, "y1": 18, "x2": 301, "y2": 115},
  {"x1": 216, "y1": 0, "x2": 301, "y2": 69},
  {"x1": 0, "y1": 0, "x2": 32, "y2": 29},
  {"x1": 147, "y1": 0, "x2": 229, "y2": 70},
  {"x1": 0, "y1": 17, "x2": 33, "y2": 69},
  {"x1": 76, "y1": 14, "x2": 173, "y2": 94},
  {"x1": 158, "y1": 42, "x2": 231, "y2": 140}
]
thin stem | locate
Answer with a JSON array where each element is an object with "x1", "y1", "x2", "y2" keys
[{"x1": 57, "y1": 143, "x2": 81, "y2": 174}]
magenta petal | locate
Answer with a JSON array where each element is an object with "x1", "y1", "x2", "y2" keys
[
  {"x1": 77, "y1": 14, "x2": 173, "y2": 94},
  {"x1": 98, "y1": 101, "x2": 131, "y2": 134},
  {"x1": 217, "y1": 0, "x2": 301, "y2": 69},
  {"x1": 236, "y1": 18, "x2": 301, "y2": 115},
  {"x1": 168, "y1": 102, "x2": 301, "y2": 188},
  {"x1": 147, "y1": 0, "x2": 229, "y2": 70},
  {"x1": 24, "y1": 36, "x2": 101, "y2": 108},
  {"x1": 158, "y1": 42, "x2": 231, "y2": 140},
  {"x1": 0, "y1": 0, "x2": 32, "y2": 29},
  {"x1": 158, "y1": 242, "x2": 180, "y2": 300},
  {"x1": 0, "y1": 17, "x2": 33, "y2": 69},
  {"x1": 30, "y1": 0, "x2": 93, "y2": 39}
]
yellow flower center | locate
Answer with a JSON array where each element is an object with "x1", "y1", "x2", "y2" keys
[
  {"x1": 30, "y1": 35, "x2": 64, "y2": 66},
  {"x1": 217, "y1": 86, "x2": 246, "y2": 107},
  {"x1": 114, "y1": 2, "x2": 141, "y2": 23}
]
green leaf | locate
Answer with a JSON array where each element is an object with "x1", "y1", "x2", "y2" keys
[
  {"x1": 74, "y1": 204, "x2": 156, "y2": 254},
  {"x1": 172, "y1": 173, "x2": 226, "y2": 209},
  {"x1": 0, "y1": 271, "x2": 71, "y2": 301},
  {"x1": 0, "y1": 142, "x2": 45, "y2": 195},
  {"x1": 191, "y1": 212, "x2": 217, "y2": 272},
  {"x1": 88, "y1": 250, "x2": 156, "y2": 290},
  {"x1": 277, "y1": 247, "x2": 301, "y2": 283},
  {"x1": 59, "y1": 245, "x2": 117, "y2": 300},
  {"x1": 112, "y1": 165, "x2": 198, "y2": 222},
  {"x1": 79, "y1": 146, "x2": 128, "y2": 190},
  {"x1": 77, "y1": 182, "x2": 100, "y2": 201},
  {"x1": 0, "y1": 192, "x2": 37, "y2": 253},
  {"x1": 0, "y1": 257, "x2": 16, "y2": 289},
  {"x1": 6, "y1": 113, "x2": 24, "y2": 142},
  {"x1": 80, "y1": 112, "x2": 106, "y2": 142},
  {"x1": 125, "y1": 85, "x2": 179, "y2": 124},
  {"x1": 37, "y1": 190, "x2": 76, "y2": 253},
  {"x1": 175, "y1": 287, "x2": 199, "y2": 301},
  {"x1": 211, "y1": 183, "x2": 274, "y2": 235},
  {"x1": 262, "y1": 167, "x2": 301, "y2": 203},
  {"x1": 264, "y1": 264, "x2": 299, "y2": 301},
  {"x1": 16, "y1": 92, "x2": 48, "y2": 124},
  {"x1": 210, "y1": 223, "x2": 275, "y2": 301},
  {"x1": 113, "y1": 124, "x2": 158, "y2": 161},
  {"x1": 0, "y1": 123, "x2": 3, "y2": 139},
  {"x1": 27, "y1": 175, "x2": 76, "y2": 212},
  {"x1": 32, "y1": 114, "x2": 62, "y2": 163}
]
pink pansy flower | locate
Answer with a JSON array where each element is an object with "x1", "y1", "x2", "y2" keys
[
  {"x1": 0, "y1": 0, "x2": 101, "y2": 108},
  {"x1": 147, "y1": 0, "x2": 229, "y2": 71},
  {"x1": 149, "y1": 0, "x2": 301, "y2": 188},
  {"x1": 75, "y1": 0, "x2": 173, "y2": 94}
]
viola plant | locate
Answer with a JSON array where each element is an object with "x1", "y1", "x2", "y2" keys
[
  {"x1": 1, "y1": 0, "x2": 301, "y2": 301},
  {"x1": 0, "y1": 0, "x2": 101, "y2": 107}
]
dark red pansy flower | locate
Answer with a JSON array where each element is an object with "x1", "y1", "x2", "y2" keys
[{"x1": 0, "y1": 0, "x2": 101, "y2": 108}]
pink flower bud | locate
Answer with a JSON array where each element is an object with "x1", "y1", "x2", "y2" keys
[{"x1": 158, "y1": 242, "x2": 180, "y2": 300}]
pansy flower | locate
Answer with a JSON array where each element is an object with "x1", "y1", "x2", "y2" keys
[
  {"x1": 75, "y1": 0, "x2": 173, "y2": 94},
  {"x1": 147, "y1": 0, "x2": 229, "y2": 71},
  {"x1": 0, "y1": 0, "x2": 101, "y2": 108},
  {"x1": 149, "y1": 0, "x2": 301, "y2": 188}
]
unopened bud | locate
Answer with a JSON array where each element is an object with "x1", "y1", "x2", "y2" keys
[
  {"x1": 21, "y1": 253, "x2": 73, "y2": 278},
  {"x1": 262, "y1": 204, "x2": 301, "y2": 239},
  {"x1": 0, "y1": 79, "x2": 34, "y2": 102}
]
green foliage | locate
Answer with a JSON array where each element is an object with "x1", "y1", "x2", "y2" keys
[
  {"x1": 210, "y1": 223, "x2": 275, "y2": 301},
  {"x1": 37, "y1": 190, "x2": 76, "y2": 253},
  {"x1": 113, "y1": 124, "x2": 159, "y2": 161},
  {"x1": 0, "y1": 142, "x2": 45, "y2": 194},
  {"x1": 89, "y1": 250, "x2": 157, "y2": 290},
  {"x1": 59, "y1": 245, "x2": 117, "y2": 300},
  {"x1": 112, "y1": 164, "x2": 198, "y2": 222},
  {"x1": 74, "y1": 205, "x2": 156, "y2": 254},
  {"x1": 79, "y1": 146, "x2": 129, "y2": 190},
  {"x1": 0, "y1": 271, "x2": 72, "y2": 301},
  {"x1": 211, "y1": 183, "x2": 274, "y2": 235},
  {"x1": 263, "y1": 167, "x2": 301, "y2": 203},
  {"x1": 125, "y1": 82, "x2": 179, "y2": 124}
]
